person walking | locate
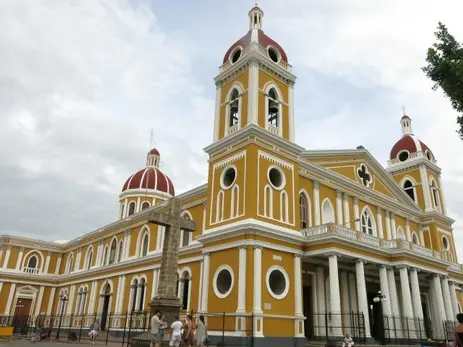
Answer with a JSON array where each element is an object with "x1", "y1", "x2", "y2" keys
[
  {"x1": 183, "y1": 314, "x2": 195, "y2": 347},
  {"x1": 88, "y1": 320, "x2": 100, "y2": 345},
  {"x1": 150, "y1": 311, "x2": 162, "y2": 347},
  {"x1": 169, "y1": 316, "x2": 183, "y2": 347},
  {"x1": 195, "y1": 315, "x2": 208, "y2": 346}
]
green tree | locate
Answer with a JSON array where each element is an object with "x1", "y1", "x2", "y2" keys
[{"x1": 422, "y1": 22, "x2": 463, "y2": 139}]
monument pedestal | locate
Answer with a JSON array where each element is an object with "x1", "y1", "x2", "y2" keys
[{"x1": 150, "y1": 296, "x2": 182, "y2": 326}]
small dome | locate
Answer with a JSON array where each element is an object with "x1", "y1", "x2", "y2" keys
[
  {"x1": 389, "y1": 115, "x2": 435, "y2": 162},
  {"x1": 148, "y1": 147, "x2": 160, "y2": 156},
  {"x1": 122, "y1": 167, "x2": 175, "y2": 196},
  {"x1": 223, "y1": 6, "x2": 288, "y2": 65}
]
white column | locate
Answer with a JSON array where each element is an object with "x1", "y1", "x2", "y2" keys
[
  {"x1": 237, "y1": 246, "x2": 247, "y2": 313},
  {"x1": 2, "y1": 246, "x2": 11, "y2": 269},
  {"x1": 336, "y1": 191, "x2": 343, "y2": 225},
  {"x1": 340, "y1": 271, "x2": 351, "y2": 334},
  {"x1": 432, "y1": 274, "x2": 447, "y2": 338},
  {"x1": 115, "y1": 275, "x2": 123, "y2": 313},
  {"x1": 15, "y1": 247, "x2": 24, "y2": 270},
  {"x1": 253, "y1": 246, "x2": 263, "y2": 337},
  {"x1": 420, "y1": 165, "x2": 433, "y2": 212},
  {"x1": 34, "y1": 286, "x2": 45, "y2": 316},
  {"x1": 96, "y1": 240, "x2": 103, "y2": 265},
  {"x1": 355, "y1": 261, "x2": 371, "y2": 337},
  {"x1": 124, "y1": 229, "x2": 132, "y2": 258},
  {"x1": 198, "y1": 261, "x2": 203, "y2": 311},
  {"x1": 405, "y1": 219, "x2": 411, "y2": 241},
  {"x1": 348, "y1": 272, "x2": 358, "y2": 313},
  {"x1": 328, "y1": 254, "x2": 342, "y2": 335},
  {"x1": 253, "y1": 246, "x2": 262, "y2": 313},
  {"x1": 288, "y1": 84, "x2": 295, "y2": 141},
  {"x1": 441, "y1": 276, "x2": 455, "y2": 321},
  {"x1": 314, "y1": 182, "x2": 321, "y2": 225},
  {"x1": 150, "y1": 270, "x2": 157, "y2": 300},
  {"x1": 385, "y1": 212, "x2": 392, "y2": 240},
  {"x1": 409, "y1": 269, "x2": 424, "y2": 319},
  {"x1": 294, "y1": 255, "x2": 303, "y2": 316},
  {"x1": 399, "y1": 267, "x2": 414, "y2": 321},
  {"x1": 449, "y1": 282, "x2": 460, "y2": 318},
  {"x1": 4, "y1": 283, "x2": 16, "y2": 314},
  {"x1": 353, "y1": 198, "x2": 360, "y2": 231},
  {"x1": 201, "y1": 253, "x2": 210, "y2": 312},
  {"x1": 88, "y1": 281, "x2": 98, "y2": 315},
  {"x1": 55, "y1": 255, "x2": 62, "y2": 274},
  {"x1": 74, "y1": 248, "x2": 82, "y2": 271},
  {"x1": 376, "y1": 207, "x2": 384, "y2": 239},
  {"x1": 247, "y1": 61, "x2": 259, "y2": 124},
  {"x1": 47, "y1": 287, "x2": 56, "y2": 315},
  {"x1": 343, "y1": 193, "x2": 351, "y2": 228},
  {"x1": 213, "y1": 86, "x2": 221, "y2": 141},
  {"x1": 437, "y1": 175, "x2": 447, "y2": 215},
  {"x1": 67, "y1": 285, "x2": 76, "y2": 314},
  {"x1": 44, "y1": 252, "x2": 51, "y2": 274},
  {"x1": 419, "y1": 225, "x2": 425, "y2": 246},
  {"x1": 387, "y1": 268, "x2": 402, "y2": 336},
  {"x1": 390, "y1": 213, "x2": 397, "y2": 239},
  {"x1": 316, "y1": 267, "x2": 326, "y2": 333},
  {"x1": 135, "y1": 284, "x2": 143, "y2": 311},
  {"x1": 379, "y1": 266, "x2": 392, "y2": 316}
]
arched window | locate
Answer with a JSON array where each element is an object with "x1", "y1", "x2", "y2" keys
[
  {"x1": 130, "y1": 279, "x2": 138, "y2": 312},
  {"x1": 264, "y1": 185, "x2": 273, "y2": 218},
  {"x1": 141, "y1": 233, "x2": 149, "y2": 257},
  {"x1": 141, "y1": 202, "x2": 150, "y2": 211},
  {"x1": 180, "y1": 271, "x2": 191, "y2": 310},
  {"x1": 412, "y1": 233, "x2": 419, "y2": 245},
  {"x1": 321, "y1": 199, "x2": 335, "y2": 224},
  {"x1": 86, "y1": 249, "x2": 93, "y2": 269},
  {"x1": 138, "y1": 278, "x2": 146, "y2": 311},
  {"x1": 403, "y1": 180, "x2": 415, "y2": 201},
  {"x1": 27, "y1": 256, "x2": 37, "y2": 269},
  {"x1": 109, "y1": 239, "x2": 117, "y2": 265},
  {"x1": 231, "y1": 185, "x2": 239, "y2": 218},
  {"x1": 300, "y1": 193, "x2": 309, "y2": 229},
  {"x1": 267, "y1": 88, "x2": 280, "y2": 129},
  {"x1": 103, "y1": 246, "x2": 109, "y2": 266},
  {"x1": 228, "y1": 88, "x2": 240, "y2": 128},
  {"x1": 280, "y1": 191, "x2": 289, "y2": 223},
  {"x1": 128, "y1": 202, "x2": 136, "y2": 216},
  {"x1": 397, "y1": 227, "x2": 406, "y2": 240},
  {"x1": 66, "y1": 254, "x2": 74, "y2": 274},
  {"x1": 360, "y1": 209, "x2": 374, "y2": 235},
  {"x1": 431, "y1": 180, "x2": 440, "y2": 209},
  {"x1": 118, "y1": 240, "x2": 124, "y2": 262},
  {"x1": 216, "y1": 191, "x2": 224, "y2": 222}
]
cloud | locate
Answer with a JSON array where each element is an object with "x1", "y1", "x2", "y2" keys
[{"x1": 1, "y1": 0, "x2": 462, "y2": 263}]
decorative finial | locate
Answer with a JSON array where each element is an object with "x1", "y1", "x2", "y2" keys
[
  {"x1": 402, "y1": 105, "x2": 406, "y2": 115},
  {"x1": 254, "y1": 0, "x2": 259, "y2": 6}
]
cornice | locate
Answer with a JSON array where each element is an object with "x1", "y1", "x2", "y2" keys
[
  {"x1": 203, "y1": 123, "x2": 304, "y2": 156},
  {"x1": 387, "y1": 156, "x2": 442, "y2": 174}
]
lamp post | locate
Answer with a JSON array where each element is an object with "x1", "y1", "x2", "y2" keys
[
  {"x1": 372, "y1": 291, "x2": 387, "y2": 343},
  {"x1": 55, "y1": 294, "x2": 68, "y2": 340},
  {"x1": 342, "y1": 218, "x2": 360, "y2": 227}
]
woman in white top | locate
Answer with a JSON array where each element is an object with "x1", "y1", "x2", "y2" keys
[
  {"x1": 169, "y1": 317, "x2": 183, "y2": 347},
  {"x1": 195, "y1": 315, "x2": 208, "y2": 346}
]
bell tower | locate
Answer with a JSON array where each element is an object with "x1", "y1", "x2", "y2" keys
[{"x1": 212, "y1": 5, "x2": 296, "y2": 143}]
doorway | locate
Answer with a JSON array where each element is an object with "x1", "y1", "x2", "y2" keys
[
  {"x1": 13, "y1": 298, "x2": 32, "y2": 335},
  {"x1": 303, "y1": 286, "x2": 314, "y2": 339},
  {"x1": 100, "y1": 285, "x2": 111, "y2": 331}
]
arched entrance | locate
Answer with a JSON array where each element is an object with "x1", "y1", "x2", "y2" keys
[{"x1": 100, "y1": 284, "x2": 111, "y2": 331}]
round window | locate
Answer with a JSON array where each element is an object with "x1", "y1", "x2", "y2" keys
[
  {"x1": 213, "y1": 266, "x2": 234, "y2": 298},
  {"x1": 268, "y1": 166, "x2": 285, "y2": 190},
  {"x1": 266, "y1": 266, "x2": 289, "y2": 300},
  {"x1": 231, "y1": 47, "x2": 242, "y2": 64},
  {"x1": 398, "y1": 151, "x2": 409, "y2": 162},
  {"x1": 221, "y1": 166, "x2": 237, "y2": 189},
  {"x1": 442, "y1": 236, "x2": 449, "y2": 251},
  {"x1": 268, "y1": 47, "x2": 279, "y2": 63},
  {"x1": 425, "y1": 150, "x2": 433, "y2": 161}
]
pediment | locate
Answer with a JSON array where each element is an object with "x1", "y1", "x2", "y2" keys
[{"x1": 300, "y1": 149, "x2": 421, "y2": 210}]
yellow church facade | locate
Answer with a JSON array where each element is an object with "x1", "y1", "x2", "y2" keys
[{"x1": 1, "y1": 5, "x2": 463, "y2": 346}]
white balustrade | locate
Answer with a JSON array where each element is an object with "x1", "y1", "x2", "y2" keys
[{"x1": 23, "y1": 267, "x2": 40, "y2": 274}]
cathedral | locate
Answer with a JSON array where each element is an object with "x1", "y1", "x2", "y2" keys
[{"x1": 0, "y1": 5, "x2": 462, "y2": 347}]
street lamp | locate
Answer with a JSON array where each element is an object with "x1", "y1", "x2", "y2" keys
[
  {"x1": 373, "y1": 290, "x2": 387, "y2": 303},
  {"x1": 55, "y1": 294, "x2": 68, "y2": 340}
]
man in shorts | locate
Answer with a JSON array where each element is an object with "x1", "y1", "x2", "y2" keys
[
  {"x1": 150, "y1": 311, "x2": 162, "y2": 347},
  {"x1": 170, "y1": 317, "x2": 183, "y2": 347}
]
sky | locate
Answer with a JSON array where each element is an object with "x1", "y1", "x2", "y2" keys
[{"x1": 0, "y1": 0, "x2": 462, "y2": 259}]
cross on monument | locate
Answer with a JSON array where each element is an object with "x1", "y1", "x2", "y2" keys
[
  {"x1": 147, "y1": 197, "x2": 196, "y2": 319},
  {"x1": 357, "y1": 164, "x2": 372, "y2": 187}
]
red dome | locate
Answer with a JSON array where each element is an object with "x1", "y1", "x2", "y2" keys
[
  {"x1": 122, "y1": 167, "x2": 175, "y2": 196},
  {"x1": 390, "y1": 135, "x2": 433, "y2": 160},
  {"x1": 223, "y1": 29, "x2": 288, "y2": 64}
]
